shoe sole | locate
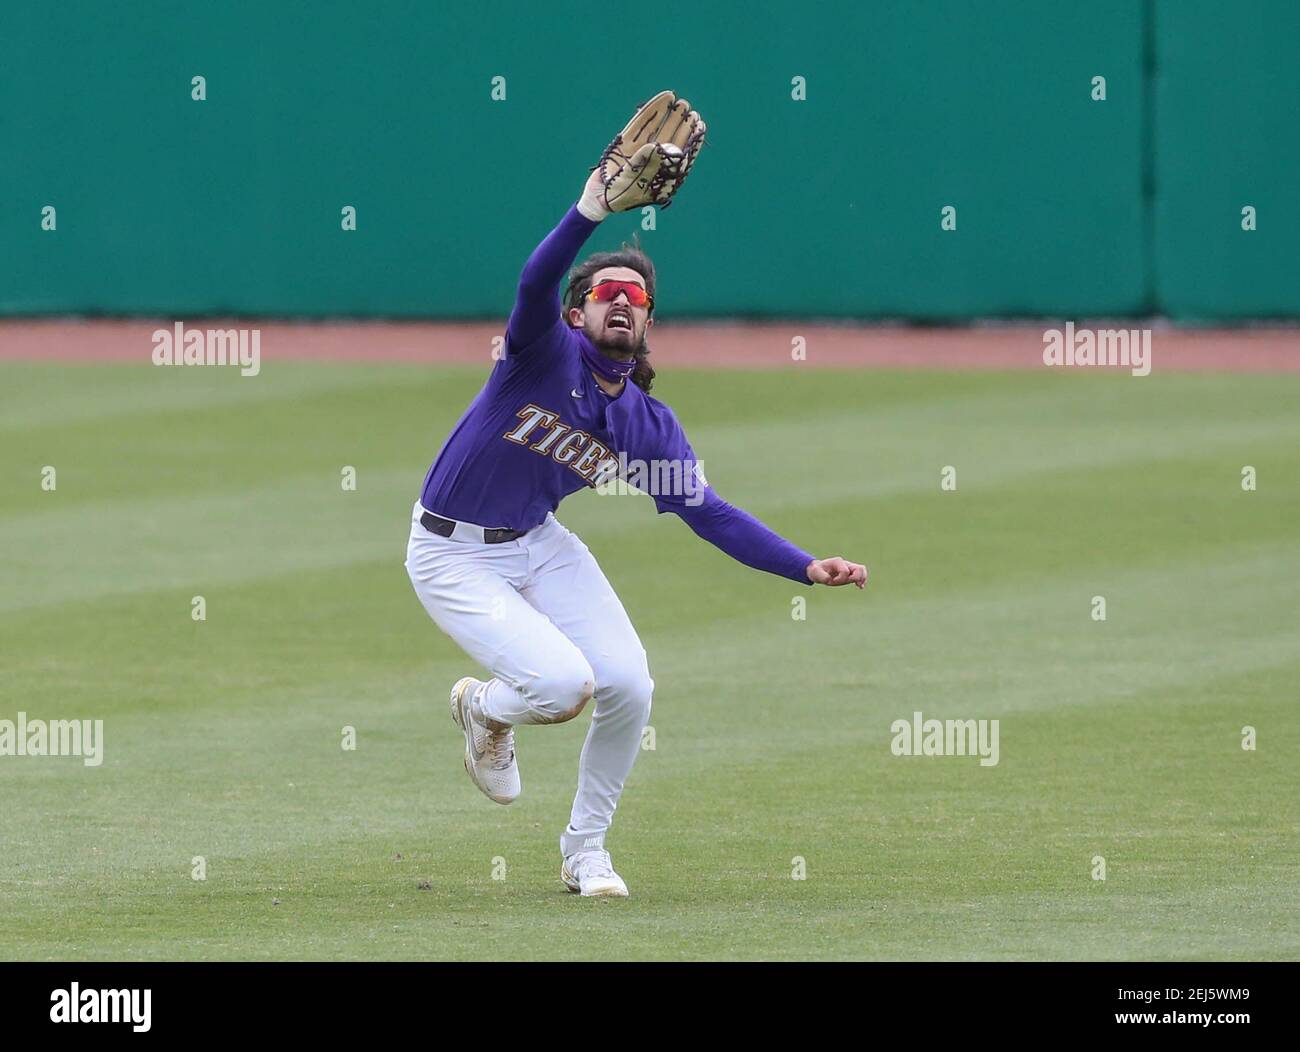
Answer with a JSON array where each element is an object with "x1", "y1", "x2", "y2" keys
[{"x1": 449, "y1": 677, "x2": 516, "y2": 806}]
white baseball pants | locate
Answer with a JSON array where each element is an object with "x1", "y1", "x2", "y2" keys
[{"x1": 403, "y1": 502, "x2": 653, "y2": 857}]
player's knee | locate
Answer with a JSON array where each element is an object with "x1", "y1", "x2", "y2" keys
[
  {"x1": 543, "y1": 677, "x2": 594, "y2": 724},
  {"x1": 600, "y1": 662, "x2": 654, "y2": 723},
  {"x1": 531, "y1": 661, "x2": 595, "y2": 724},
  {"x1": 556, "y1": 678, "x2": 595, "y2": 723}
]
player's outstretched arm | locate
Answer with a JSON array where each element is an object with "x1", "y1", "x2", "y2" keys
[
  {"x1": 505, "y1": 204, "x2": 604, "y2": 355},
  {"x1": 673, "y1": 490, "x2": 868, "y2": 589},
  {"x1": 506, "y1": 92, "x2": 705, "y2": 357},
  {"x1": 627, "y1": 402, "x2": 863, "y2": 588},
  {"x1": 502, "y1": 153, "x2": 652, "y2": 354}
]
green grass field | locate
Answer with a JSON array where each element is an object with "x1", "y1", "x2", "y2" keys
[{"x1": 2, "y1": 361, "x2": 1297, "y2": 961}]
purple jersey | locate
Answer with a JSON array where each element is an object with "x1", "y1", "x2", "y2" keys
[{"x1": 420, "y1": 204, "x2": 814, "y2": 585}]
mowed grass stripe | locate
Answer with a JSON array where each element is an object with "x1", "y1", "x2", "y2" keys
[
  {"x1": 0, "y1": 362, "x2": 395, "y2": 434},
  {"x1": 5, "y1": 422, "x2": 1297, "y2": 617},
  {"x1": 9, "y1": 364, "x2": 1298, "y2": 512},
  {"x1": 4, "y1": 500, "x2": 1297, "y2": 716}
]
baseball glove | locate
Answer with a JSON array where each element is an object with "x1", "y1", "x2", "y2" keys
[{"x1": 592, "y1": 90, "x2": 707, "y2": 212}]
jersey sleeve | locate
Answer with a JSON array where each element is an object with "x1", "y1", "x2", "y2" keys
[
  {"x1": 628, "y1": 405, "x2": 815, "y2": 585},
  {"x1": 672, "y1": 488, "x2": 816, "y2": 585},
  {"x1": 505, "y1": 204, "x2": 601, "y2": 357}
]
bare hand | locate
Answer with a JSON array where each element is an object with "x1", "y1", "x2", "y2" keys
[{"x1": 806, "y1": 557, "x2": 868, "y2": 589}]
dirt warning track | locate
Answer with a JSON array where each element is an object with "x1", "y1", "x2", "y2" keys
[{"x1": 1, "y1": 319, "x2": 1298, "y2": 372}]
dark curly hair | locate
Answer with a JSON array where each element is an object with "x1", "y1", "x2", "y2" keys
[{"x1": 562, "y1": 243, "x2": 657, "y2": 392}]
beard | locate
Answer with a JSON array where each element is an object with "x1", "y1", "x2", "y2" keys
[{"x1": 589, "y1": 323, "x2": 648, "y2": 361}]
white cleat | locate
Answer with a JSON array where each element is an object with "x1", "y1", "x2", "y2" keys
[
  {"x1": 449, "y1": 676, "x2": 520, "y2": 805},
  {"x1": 561, "y1": 850, "x2": 629, "y2": 898}
]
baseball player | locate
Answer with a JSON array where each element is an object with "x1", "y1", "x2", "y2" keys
[{"x1": 405, "y1": 92, "x2": 867, "y2": 897}]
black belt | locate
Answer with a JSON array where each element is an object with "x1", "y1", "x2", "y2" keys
[{"x1": 420, "y1": 511, "x2": 524, "y2": 544}]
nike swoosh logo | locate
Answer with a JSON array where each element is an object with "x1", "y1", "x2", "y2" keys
[
  {"x1": 461, "y1": 697, "x2": 484, "y2": 762},
  {"x1": 570, "y1": 388, "x2": 584, "y2": 399}
]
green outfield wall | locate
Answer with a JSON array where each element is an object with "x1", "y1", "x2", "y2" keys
[{"x1": 2, "y1": 1, "x2": 1295, "y2": 319}]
